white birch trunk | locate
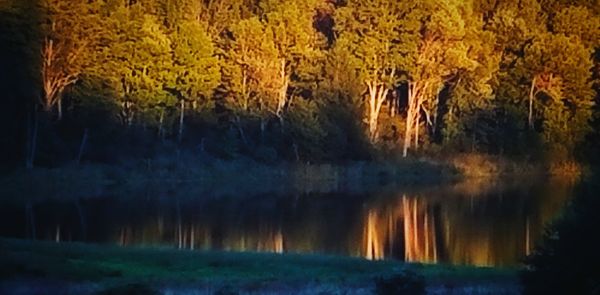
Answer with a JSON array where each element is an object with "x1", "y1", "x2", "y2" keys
[
  {"x1": 529, "y1": 77, "x2": 536, "y2": 130},
  {"x1": 276, "y1": 59, "x2": 289, "y2": 130},
  {"x1": 403, "y1": 82, "x2": 418, "y2": 157},
  {"x1": 366, "y1": 81, "x2": 389, "y2": 141},
  {"x1": 403, "y1": 81, "x2": 428, "y2": 157}
]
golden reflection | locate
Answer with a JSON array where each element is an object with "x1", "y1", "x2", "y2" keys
[
  {"x1": 362, "y1": 195, "x2": 438, "y2": 263},
  {"x1": 116, "y1": 221, "x2": 286, "y2": 253},
  {"x1": 403, "y1": 196, "x2": 438, "y2": 263},
  {"x1": 103, "y1": 178, "x2": 574, "y2": 267}
]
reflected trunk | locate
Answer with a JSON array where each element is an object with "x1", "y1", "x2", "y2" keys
[{"x1": 0, "y1": 179, "x2": 574, "y2": 267}]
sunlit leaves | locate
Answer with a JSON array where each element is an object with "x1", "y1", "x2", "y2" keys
[
  {"x1": 38, "y1": 0, "x2": 104, "y2": 116},
  {"x1": 551, "y1": 6, "x2": 600, "y2": 48},
  {"x1": 522, "y1": 33, "x2": 595, "y2": 149},
  {"x1": 225, "y1": 17, "x2": 279, "y2": 115},
  {"x1": 471, "y1": 0, "x2": 598, "y2": 156},
  {"x1": 8, "y1": 0, "x2": 597, "y2": 158},
  {"x1": 170, "y1": 21, "x2": 220, "y2": 108},
  {"x1": 223, "y1": 0, "x2": 325, "y2": 120},
  {"x1": 93, "y1": 3, "x2": 174, "y2": 125},
  {"x1": 335, "y1": 0, "x2": 407, "y2": 88}
]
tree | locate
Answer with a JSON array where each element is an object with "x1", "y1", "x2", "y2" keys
[
  {"x1": 520, "y1": 33, "x2": 595, "y2": 154},
  {"x1": 400, "y1": 0, "x2": 481, "y2": 157},
  {"x1": 225, "y1": 17, "x2": 279, "y2": 121},
  {"x1": 334, "y1": 0, "x2": 407, "y2": 141},
  {"x1": 491, "y1": 2, "x2": 598, "y2": 156},
  {"x1": 551, "y1": 5, "x2": 600, "y2": 49},
  {"x1": 168, "y1": 20, "x2": 220, "y2": 142},
  {"x1": 259, "y1": 0, "x2": 327, "y2": 127},
  {"x1": 442, "y1": 6, "x2": 501, "y2": 151},
  {"x1": 197, "y1": 0, "x2": 259, "y2": 39},
  {"x1": 223, "y1": 0, "x2": 326, "y2": 138},
  {"x1": 93, "y1": 3, "x2": 174, "y2": 132},
  {"x1": 481, "y1": 0, "x2": 553, "y2": 154},
  {"x1": 39, "y1": 0, "x2": 101, "y2": 120}
]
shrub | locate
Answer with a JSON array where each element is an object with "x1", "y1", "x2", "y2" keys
[
  {"x1": 521, "y1": 178, "x2": 600, "y2": 295},
  {"x1": 374, "y1": 271, "x2": 426, "y2": 295}
]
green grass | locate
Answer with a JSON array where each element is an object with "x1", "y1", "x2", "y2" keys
[{"x1": 0, "y1": 238, "x2": 517, "y2": 293}]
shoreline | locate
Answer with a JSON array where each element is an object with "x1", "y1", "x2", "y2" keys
[
  {"x1": 0, "y1": 154, "x2": 579, "y2": 294},
  {"x1": 0, "y1": 154, "x2": 585, "y2": 206},
  {"x1": 0, "y1": 153, "x2": 585, "y2": 202}
]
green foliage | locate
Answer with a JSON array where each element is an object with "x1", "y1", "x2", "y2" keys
[
  {"x1": 334, "y1": 0, "x2": 408, "y2": 88},
  {"x1": 454, "y1": 0, "x2": 599, "y2": 156},
  {"x1": 1, "y1": 0, "x2": 599, "y2": 166},
  {"x1": 285, "y1": 98, "x2": 327, "y2": 160},
  {"x1": 224, "y1": 16, "x2": 279, "y2": 116},
  {"x1": 518, "y1": 29, "x2": 594, "y2": 155},
  {"x1": 169, "y1": 20, "x2": 220, "y2": 108},
  {"x1": 91, "y1": 3, "x2": 174, "y2": 126},
  {"x1": 442, "y1": 3, "x2": 501, "y2": 149}
]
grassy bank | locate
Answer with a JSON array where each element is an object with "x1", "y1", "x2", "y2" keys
[
  {"x1": 0, "y1": 238, "x2": 518, "y2": 294},
  {"x1": 0, "y1": 155, "x2": 459, "y2": 202},
  {"x1": 447, "y1": 154, "x2": 586, "y2": 179},
  {"x1": 0, "y1": 152, "x2": 585, "y2": 203}
]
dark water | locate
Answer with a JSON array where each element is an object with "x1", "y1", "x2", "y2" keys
[{"x1": 0, "y1": 178, "x2": 576, "y2": 267}]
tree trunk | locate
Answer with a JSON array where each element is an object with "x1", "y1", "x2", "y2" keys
[
  {"x1": 277, "y1": 59, "x2": 288, "y2": 116},
  {"x1": 277, "y1": 59, "x2": 289, "y2": 133},
  {"x1": 366, "y1": 81, "x2": 389, "y2": 141},
  {"x1": 293, "y1": 142, "x2": 300, "y2": 162},
  {"x1": 414, "y1": 112, "x2": 420, "y2": 150},
  {"x1": 528, "y1": 77, "x2": 536, "y2": 130},
  {"x1": 76, "y1": 128, "x2": 89, "y2": 165},
  {"x1": 403, "y1": 81, "x2": 428, "y2": 157},
  {"x1": 178, "y1": 100, "x2": 185, "y2": 143},
  {"x1": 242, "y1": 69, "x2": 249, "y2": 111},
  {"x1": 403, "y1": 83, "x2": 417, "y2": 157},
  {"x1": 25, "y1": 110, "x2": 32, "y2": 169},
  {"x1": 235, "y1": 116, "x2": 249, "y2": 147},
  {"x1": 260, "y1": 119, "x2": 266, "y2": 144},
  {"x1": 57, "y1": 97, "x2": 63, "y2": 121},
  {"x1": 158, "y1": 109, "x2": 164, "y2": 140}
]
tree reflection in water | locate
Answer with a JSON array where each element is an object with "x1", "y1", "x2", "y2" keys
[{"x1": 0, "y1": 178, "x2": 575, "y2": 267}]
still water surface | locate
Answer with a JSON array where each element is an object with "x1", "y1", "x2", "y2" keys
[{"x1": 0, "y1": 178, "x2": 575, "y2": 267}]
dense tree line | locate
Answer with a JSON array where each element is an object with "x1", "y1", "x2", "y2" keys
[{"x1": 0, "y1": 0, "x2": 599, "y2": 169}]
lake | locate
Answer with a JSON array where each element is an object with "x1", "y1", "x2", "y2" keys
[{"x1": 0, "y1": 177, "x2": 576, "y2": 267}]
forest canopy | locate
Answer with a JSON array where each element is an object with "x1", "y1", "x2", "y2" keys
[{"x1": 1, "y1": 0, "x2": 599, "y2": 168}]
